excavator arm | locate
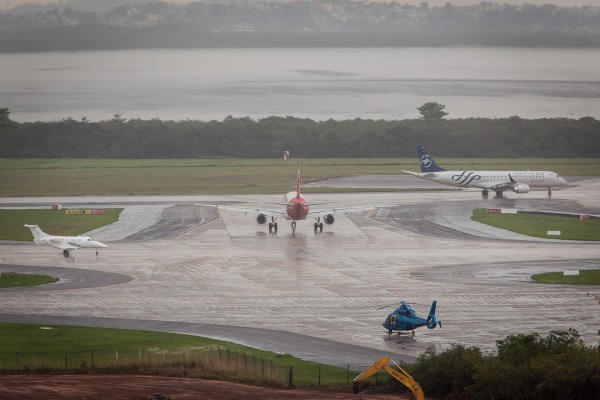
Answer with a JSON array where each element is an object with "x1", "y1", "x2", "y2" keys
[{"x1": 352, "y1": 357, "x2": 424, "y2": 400}]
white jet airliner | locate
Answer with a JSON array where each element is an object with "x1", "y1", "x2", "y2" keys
[
  {"x1": 24, "y1": 224, "x2": 107, "y2": 257},
  {"x1": 199, "y1": 163, "x2": 394, "y2": 233},
  {"x1": 403, "y1": 146, "x2": 567, "y2": 197}
]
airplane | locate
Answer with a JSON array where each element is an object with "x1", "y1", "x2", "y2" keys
[
  {"x1": 383, "y1": 300, "x2": 441, "y2": 336},
  {"x1": 198, "y1": 162, "x2": 394, "y2": 233},
  {"x1": 24, "y1": 224, "x2": 107, "y2": 257},
  {"x1": 403, "y1": 145, "x2": 568, "y2": 197}
]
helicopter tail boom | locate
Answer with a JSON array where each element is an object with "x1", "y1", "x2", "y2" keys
[{"x1": 426, "y1": 300, "x2": 441, "y2": 329}]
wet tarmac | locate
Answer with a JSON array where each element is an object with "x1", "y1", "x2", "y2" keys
[{"x1": 1, "y1": 176, "x2": 599, "y2": 367}]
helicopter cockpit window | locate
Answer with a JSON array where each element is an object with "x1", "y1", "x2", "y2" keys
[{"x1": 390, "y1": 315, "x2": 396, "y2": 324}]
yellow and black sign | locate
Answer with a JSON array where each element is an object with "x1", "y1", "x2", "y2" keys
[{"x1": 66, "y1": 208, "x2": 105, "y2": 215}]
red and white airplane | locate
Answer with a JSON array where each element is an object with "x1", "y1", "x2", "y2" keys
[{"x1": 200, "y1": 163, "x2": 394, "y2": 233}]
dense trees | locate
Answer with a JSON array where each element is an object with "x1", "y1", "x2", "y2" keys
[
  {"x1": 408, "y1": 329, "x2": 600, "y2": 400},
  {"x1": 0, "y1": 114, "x2": 598, "y2": 158},
  {"x1": 0, "y1": 108, "x2": 12, "y2": 126},
  {"x1": 417, "y1": 102, "x2": 448, "y2": 122}
]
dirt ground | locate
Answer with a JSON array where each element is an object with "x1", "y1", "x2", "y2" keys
[{"x1": 0, "y1": 375, "x2": 413, "y2": 400}]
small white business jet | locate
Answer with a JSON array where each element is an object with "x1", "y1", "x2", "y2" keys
[
  {"x1": 199, "y1": 162, "x2": 394, "y2": 233},
  {"x1": 24, "y1": 224, "x2": 107, "y2": 257},
  {"x1": 403, "y1": 145, "x2": 568, "y2": 197}
]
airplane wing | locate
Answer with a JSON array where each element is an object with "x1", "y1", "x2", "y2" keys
[
  {"x1": 402, "y1": 170, "x2": 438, "y2": 179},
  {"x1": 260, "y1": 200, "x2": 329, "y2": 206},
  {"x1": 402, "y1": 170, "x2": 419, "y2": 176},
  {"x1": 477, "y1": 175, "x2": 521, "y2": 191},
  {"x1": 308, "y1": 205, "x2": 395, "y2": 218},
  {"x1": 475, "y1": 181, "x2": 512, "y2": 190},
  {"x1": 197, "y1": 204, "x2": 286, "y2": 218}
]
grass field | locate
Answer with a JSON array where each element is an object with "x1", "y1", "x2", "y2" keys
[
  {"x1": 0, "y1": 323, "x2": 358, "y2": 387},
  {"x1": 471, "y1": 209, "x2": 600, "y2": 241},
  {"x1": 1, "y1": 158, "x2": 597, "y2": 196},
  {"x1": 0, "y1": 273, "x2": 58, "y2": 288},
  {"x1": 531, "y1": 270, "x2": 600, "y2": 285},
  {"x1": 0, "y1": 323, "x2": 275, "y2": 354},
  {"x1": 0, "y1": 208, "x2": 122, "y2": 241}
]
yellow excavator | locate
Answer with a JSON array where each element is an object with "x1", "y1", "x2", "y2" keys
[{"x1": 352, "y1": 357, "x2": 425, "y2": 400}]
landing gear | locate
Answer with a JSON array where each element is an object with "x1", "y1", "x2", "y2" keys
[
  {"x1": 548, "y1": 187, "x2": 552, "y2": 197},
  {"x1": 63, "y1": 250, "x2": 70, "y2": 258},
  {"x1": 291, "y1": 220, "x2": 297, "y2": 231},
  {"x1": 495, "y1": 190, "x2": 503, "y2": 197},
  {"x1": 268, "y1": 222, "x2": 278, "y2": 233},
  {"x1": 268, "y1": 217, "x2": 278, "y2": 233},
  {"x1": 313, "y1": 222, "x2": 323, "y2": 233},
  {"x1": 482, "y1": 189, "x2": 489, "y2": 197},
  {"x1": 313, "y1": 217, "x2": 324, "y2": 233}
]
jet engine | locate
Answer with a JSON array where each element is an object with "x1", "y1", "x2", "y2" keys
[
  {"x1": 512, "y1": 184, "x2": 530, "y2": 193},
  {"x1": 256, "y1": 214, "x2": 267, "y2": 224},
  {"x1": 324, "y1": 214, "x2": 335, "y2": 225}
]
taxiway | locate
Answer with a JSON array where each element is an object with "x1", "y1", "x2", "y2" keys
[{"x1": 1, "y1": 176, "x2": 599, "y2": 368}]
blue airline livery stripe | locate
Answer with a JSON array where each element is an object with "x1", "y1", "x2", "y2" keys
[{"x1": 451, "y1": 171, "x2": 482, "y2": 186}]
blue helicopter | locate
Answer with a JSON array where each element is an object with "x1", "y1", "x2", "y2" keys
[{"x1": 383, "y1": 300, "x2": 441, "y2": 335}]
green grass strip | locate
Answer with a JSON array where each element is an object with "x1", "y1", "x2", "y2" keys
[
  {"x1": 471, "y1": 209, "x2": 600, "y2": 241},
  {"x1": 0, "y1": 208, "x2": 122, "y2": 241},
  {"x1": 531, "y1": 270, "x2": 600, "y2": 285},
  {"x1": 1, "y1": 158, "x2": 597, "y2": 196},
  {"x1": 0, "y1": 273, "x2": 58, "y2": 288}
]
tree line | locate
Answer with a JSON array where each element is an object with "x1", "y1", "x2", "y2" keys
[
  {"x1": 1, "y1": 112, "x2": 598, "y2": 158},
  {"x1": 407, "y1": 329, "x2": 599, "y2": 400}
]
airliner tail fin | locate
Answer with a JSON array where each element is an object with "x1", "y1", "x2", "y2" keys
[
  {"x1": 296, "y1": 162, "x2": 301, "y2": 199},
  {"x1": 418, "y1": 146, "x2": 446, "y2": 173}
]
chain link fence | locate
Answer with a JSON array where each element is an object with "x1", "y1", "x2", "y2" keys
[{"x1": 0, "y1": 346, "x2": 390, "y2": 389}]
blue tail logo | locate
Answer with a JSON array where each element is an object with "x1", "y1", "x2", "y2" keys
[{"x1": 418, "y1": 146, "x2": 446, "y2": 173}]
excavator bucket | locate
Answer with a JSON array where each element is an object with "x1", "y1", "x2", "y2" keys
[{"x1": 352, "y1": 357, "x2": 425, "y2": 400}]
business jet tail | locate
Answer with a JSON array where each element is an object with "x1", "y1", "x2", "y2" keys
[
  {"x1": 24, "y1": 224, "x2": 50, "y2": 240},
  {"x1": 418, "y1": 145, "x2": 446, "y2": 173}
]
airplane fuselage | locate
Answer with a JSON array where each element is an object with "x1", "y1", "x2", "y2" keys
[
  {"x1": 34, "y1": 235, "x2": 107, "y2": 249},
  {"x1": 25, "y1": 224, "x2": 107, "y2": 257},
  {"x1": 415, "y1": 170, "x2": 567, "y2": 191},
  {"x1": 406, "y1": 145, "x2": 568, "y2": 196},
  {"x1": 283, "y1": 191, "x2": 310, "y2": 221},
  {"x1": 201, "y1": 162, "x2": 391, "y2": 233}
]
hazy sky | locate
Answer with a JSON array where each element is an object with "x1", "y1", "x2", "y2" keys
[{"x1": 6, "y1": 0, "x2": 600, "y2": 8}]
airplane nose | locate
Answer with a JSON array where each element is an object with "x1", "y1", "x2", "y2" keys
[{"x1": 95, "y1": 241, "x2": 108, "y2": 248}]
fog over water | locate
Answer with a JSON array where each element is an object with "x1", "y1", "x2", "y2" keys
[{"x1": 2, "y1": 47, "x2": 599, "y2": 122}]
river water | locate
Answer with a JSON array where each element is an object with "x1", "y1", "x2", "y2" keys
[{"x1": 1, "y1": 47, "x2": 599, "y2": 122}]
